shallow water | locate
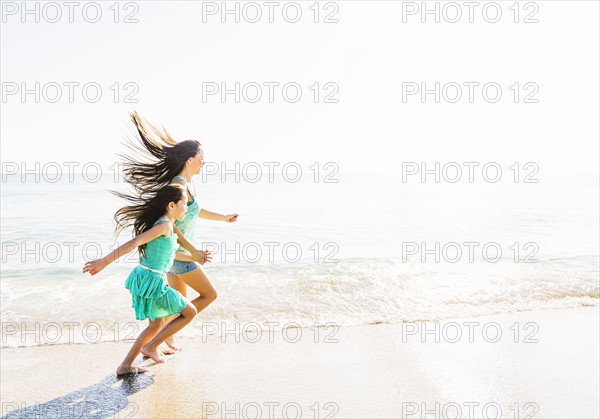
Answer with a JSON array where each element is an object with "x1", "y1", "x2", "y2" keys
[{"x1": 1, "y1": 172, "x2": 598, "y2": 346}]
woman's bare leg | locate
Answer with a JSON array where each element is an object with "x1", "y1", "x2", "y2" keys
[
  {"x1": 178, "y1": 266, "x2": 218, "y2": 312},
  {"x1": 164, "y1": 273, "x2": 188, "y2": 351},
  {"x1": 161, "y1": 267, "x2": 217, "y2": 350},
  {"x1": 142, "y1": 303, "x2": 197, "y2": 363}
]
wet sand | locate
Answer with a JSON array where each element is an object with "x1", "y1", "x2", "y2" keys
[{"x1": 1, "y1": 308, "x2": 598, "y2": 418}]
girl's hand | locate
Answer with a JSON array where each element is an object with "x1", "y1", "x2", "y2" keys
[
  {"x1": 83, "y1": 258, "x2": 109, "y2": 276},
  {"x1": 199, "y1": 250, "x2": 212, "y2": 265},
  {"x1": 224, "y1": 214, "x2": 239, "y2": 223},
  {"x1": 189, "y1": 247, "x2": 202, "y2": 264},
  {"x1": 190, "y1": 248, "x2": 212, "y2": 265}
]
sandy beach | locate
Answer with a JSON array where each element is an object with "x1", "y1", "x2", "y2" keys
[
  {"x1": 2, "y1": 0, "x2": 599, "y2": 417},
  {"x1": 1, "y1": 307, "x2": 598, "y2": 418}
]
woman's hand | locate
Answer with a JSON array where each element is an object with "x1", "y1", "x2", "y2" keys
[
  {"x1": 224, "y1": 214, "x2": 239, "y2": 223},
  {"x1": 83, "y1": 257, "x2": 109, "y2": 276}
]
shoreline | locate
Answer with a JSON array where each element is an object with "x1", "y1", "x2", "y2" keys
[
  {"x1": 2, "y1": 307, "x2": 599, "y2": 418},
  {"x1": 3, "y1": 304, "x2": 599, "y2": 350}
]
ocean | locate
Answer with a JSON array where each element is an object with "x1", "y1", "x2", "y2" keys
[{"x1": 1, "y1": 170, "x2": 598, "y2": 347}]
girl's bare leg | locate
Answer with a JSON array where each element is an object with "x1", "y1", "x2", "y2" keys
[
  {"x1": 163, "y1": 267, "x2": 217, "y2": 350},
  {"x1": 164, "y1": 273, "x2": 187, "y2": 351},
  {"x1": 116, "y1": 318, "x2": 165, "y2": 376},
  {"x1": 141, "y1": 303, "x2": 197, "y2": 363}
]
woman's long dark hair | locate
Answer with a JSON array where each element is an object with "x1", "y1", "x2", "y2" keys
[
  {"x1": 119, "y1": 111, "x2": 201, "y2": 196},
  {"x1": 112, "y1": 184, "x2": 186, "y2": 257}
]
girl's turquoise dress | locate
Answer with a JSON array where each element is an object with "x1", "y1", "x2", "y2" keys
[{"x1": 124, "y1": 217, "x2": 187, "y2": 321}]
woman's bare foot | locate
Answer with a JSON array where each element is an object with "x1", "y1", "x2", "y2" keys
[
  {"x1": 159, "y1": 345, "x2": 177, "y2": 355},
  {"x1": 116, "y1": 364, "x2": 148, "y2": 376},
  {"x1": 165, "y1": 336, "x2": 182, "y2": 351},
  {"x1": 141, "y1": 345, "x2": 165, "y2": 363}
]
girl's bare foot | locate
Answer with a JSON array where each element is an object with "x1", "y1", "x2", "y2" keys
[
  {"x1": 116, "y1": 364, "x2": 148, "y2": 376},
  {"x1": 165, "y1": 336, "x2": 182, "y2": 351},
  {"x1": 141, "y1": 345, "x2": 165, "y2": 363}
]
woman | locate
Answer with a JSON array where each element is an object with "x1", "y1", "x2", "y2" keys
[{"x1": 120, "y1": 111, "x2": 238, "y2": 350}]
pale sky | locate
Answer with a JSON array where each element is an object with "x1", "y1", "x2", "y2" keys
[{"x1": 1, "y1": 1, "x2": 598, "y2": 175}]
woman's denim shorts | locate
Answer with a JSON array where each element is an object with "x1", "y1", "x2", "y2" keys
[{"x1": 168, "y1": 260, "x2": 201, "y2": 275}]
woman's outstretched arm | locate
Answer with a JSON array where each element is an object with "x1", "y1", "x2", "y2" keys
[{"x1": 198, "y1": 208, "x2": 238, "y2": 223}]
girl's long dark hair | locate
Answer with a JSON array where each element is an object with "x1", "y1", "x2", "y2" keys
[
  {"x1": 112, "y1": 184, "x2": 186, "y2": 257},
  {"x1": 119, "y1": 111, "x2": 201, "y2": 196}
]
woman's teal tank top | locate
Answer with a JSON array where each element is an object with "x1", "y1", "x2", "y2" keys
[{"x1": 171, "y1": 175, "x2": 201, "y2": 253}]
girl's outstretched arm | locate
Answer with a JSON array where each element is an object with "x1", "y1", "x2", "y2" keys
[
  {"x1": 172, "y1": 250, "x2": 213, "y2": 264},
  {"x1": 83, "y1": 223, "x2": 170, "y2": 276},
  {"x1": 198, "y1": 208, "x2": 239, "y2": 223}
]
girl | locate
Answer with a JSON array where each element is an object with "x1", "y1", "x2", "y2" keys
[
  {"x1": 83, "y1": 184, "x2": 211, "y2": 375},
  {"x1": 119, "y1": 111, "x2": 238, "y2": 350}
]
